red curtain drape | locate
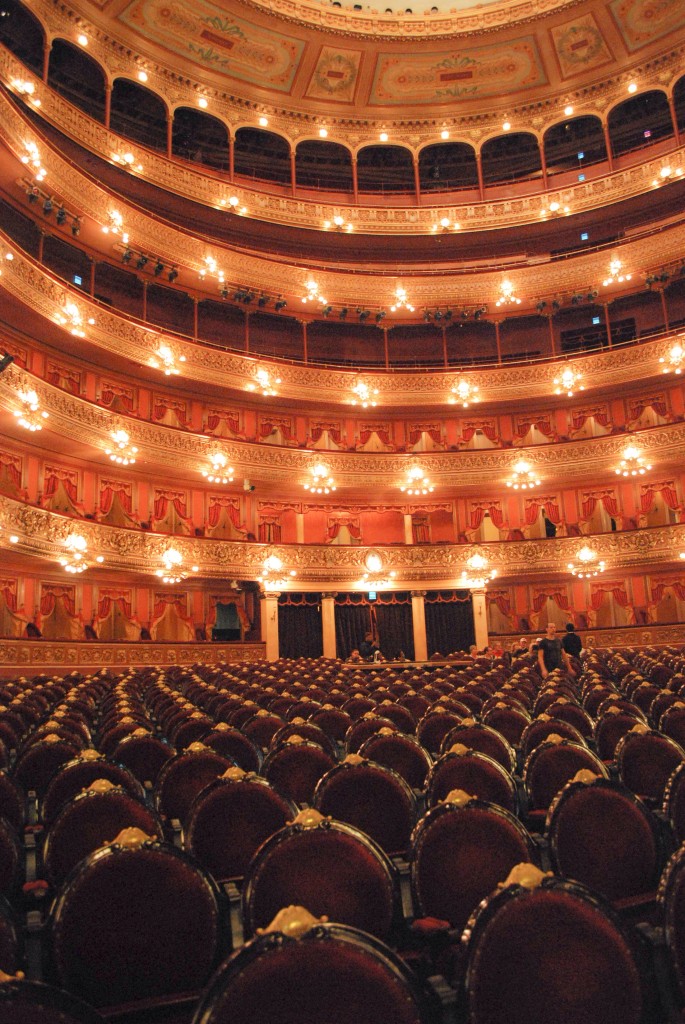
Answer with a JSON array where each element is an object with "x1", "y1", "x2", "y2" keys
[
  {"x1": 99, "y1": 385, "x2": 134, "y2": 412},
  {"x1": 470, "y1": 504, "x2": 504, "y2": 529},
  {"x1": 0, "y1": 454, "x2": 21, "y2": 488},
  {"x1": 642, "y1": 483, "x2": 679, "y2": 513},
  {"x1": 40, "y1": 588, "x2": 75, "y2": 617},
  {"x1": 590, "y1": 584, "x2": 629, "y2": 610},
  {"x1": 208, "y1": 496, "x2": 240, "y2": 528},
  {"x1": 0, "y1": 582, "x2": 17, "y2": 612},
  {"x1": 360, "y1": 427, "x2": 390, "y2": 444},
  {"x1": 258, "y1": 519, "x2": 281, "y2": 543},
  {"x1": 153, "y1": 491, "x2": 188, "y2": 520},
  {"x1": 524, "y1": 498, "x2": 561, "y2": 525},
  {"x1": 44, "y1": 469, "x2": 78, "y2": 501},
  {"x1": 533, "y1": 590, "x2": 569, "y2": 612},
  {"x1": 206, "y1": 410, "x2": 239, "y2": 433},
  {"x1": 99, "y1": 483, "x2": 132, "y2": 515},
  {"x1": 97, "y1": 592, "x2": 132, "y2": 619},
  {"x1": 310, "y1": 424, "x2": 341, "y2": 444}
]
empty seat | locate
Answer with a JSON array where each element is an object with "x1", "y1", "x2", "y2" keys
[
  {"x1": 440, "y1": 721, "x2": 516, "y2": 773},
  {"x1": 242, "y1": 808, "x2": 402, "y2": 942},
  {"x1": 616, "y1": 727, "x2": 685, "y2": 805},
  {"x1": 49, "y1": 829, "x2": 226, "y2": 1012},
  {"x1": 410, "y1": 793, "x2": 537, "y2": 933},
  {"x1": 426, "y1": 747, "x2": 518, "y2": 813},
  {"x1": 462, "y1": 865, "x2": 650, "y2": 1024},
  {"x1": 523, "y1": 738, "x2": 608, "y2": 816},
  {"x1": 262, "y1": 738, "x2": 337, "y2": 806},
  {"x1": 0, "y1": 976, "x2": 106, "y2": 1023},
  {"x1": 0, "y1": 819, "x2": 21, "y2": 895},
  {"x1": 314, "y1": 757, "x2": 416, "y2": 857},
  {"x1": 41, "y1": 752, "x2": 144, "y2": 825},
  {"x1": 13, "y1": 736, "x2": 81, "y2": 799},
  {"x1": 357, "y1": 731, "x2": 432, "y2": 791},
  {"x1": 190, "y1": 909, "x2": 435, "y2": 1024},
  {"x1": 0, "y1": 772, "x2": 24, "y2": 833},
  {"x1": 200, "y1": 724, "x2": 262, "y2": 773},
  {"x1": 184, "y1": 769, "x2": 297, "y2": 882},
  {"x1": 154, "y1": 744, "x2": 234, "y2": 826},
  {"x1": 111, "y1": 731, "x2": 173, "y2": 787}
]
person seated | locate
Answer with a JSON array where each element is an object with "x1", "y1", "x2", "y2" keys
[
  {"x1": 84, "y1": 623, "x2": 98, "y2": 640},
  {"x1": 139, "y1": 627, "x2": 152, "y2": 641},
  {"x1": 25, "y1": 621, "x2": 42, "y2": 639},
  {"x1": 359, "y1": 633, "x2": 380, "y2": 661},
  {"x1": 348, "y1": 649, "x2": 362, "y2": 663}
]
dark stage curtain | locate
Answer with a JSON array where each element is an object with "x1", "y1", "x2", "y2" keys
[
  {"x1": 278, "y1": 595, "x2": 323, "y2": 659},
  {"x1": 375, "y1": 600, "x2": 414, "y2": 660},
  {"x1": 335, "y1": 601, "x2": 372, "y2": 660},
  {"x1": 425, "y1": 591, "x2": 474, "y2": 655}
]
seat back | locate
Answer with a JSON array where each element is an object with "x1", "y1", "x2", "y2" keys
[
  {"x1": 663, "y1": 760, "x2": 685, "y2": 845},
  {"x1": 184, "y1": 772, "x2": 297, "y2": 882},
  {"x1": 262, "y1": 740, "x2": 337, "y2": 806},
  {"x1": 202, "y1": 725, "x2": 262, "y2": 772},
  {"x1": 616, "y1": 728, "x2": 685, "y2": 804},
  {"x1": 440, "y1": 722, "x2": 516, "y2": 772},
  {"x1": 154, "y1": 746, "x2": 234, "y2": 825},
  {"x1": 191, "y1": 914, "x2": 433, "y2": 1024},
  {"x1": 0, "y1": 977, "x2": 106, "y2": 1023},
  {"x1": 111, "y1": 732, "x2": 173, "y2": 787},
  {"x1": 314, "y1": 759, "x2": 416, "y2": 856},
  {"x1": 13, "y1": 737, "x2": 81, "y2": 798},
  {"x1": 41, "y1": 755, "x2": 144, "y2": 824},
  {"x1": 523, "y1": 739, "x2": 608, "y2": 812},
  {"x1": 49, "y1": 832, "x2": 225, "y2": 1010},
  {"x1": 410, "y1": 797, "x2": 536, "y2": 932},
  {"x1": 463, "y1": 872, "x2": 648, "y2": 1024},
  {"x1": 43, "y1": 784, "x2": 163, "y2": 887},
  {"x1": 242, "y1": 810, "x2": 401, "y2": 942},
  {"x1": 357, "y1": 732, "x2": 432, "y2": 791},
  {"x1": 426, "y1": 748, "x2": 517, "y2": 813},
  {"x1": 548, "y1": 776, "x2": 664, "y2": 902}
]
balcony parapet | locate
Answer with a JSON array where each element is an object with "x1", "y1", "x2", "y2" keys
[{"x1": 2, "y1": 493, "x2": 683, "y2": 587}]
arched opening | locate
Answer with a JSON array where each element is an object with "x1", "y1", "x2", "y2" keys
[
  {"x1": 418, "y1": 142, "x2": 478, "y2": 192},
  {"x1": 172, "y1": 107, "x2": 229, "y2": 171},
  {"x1": 233, "y1": 128, "x2": 291, "y2": 185},
  {"x1": 481, "y1": 132, "x2": 542, "y2": 185},
  {"x1": 47, "y1": 38, "x2": 106, "y2": 122},
  {"x1": 673, "y1": 75, "x2": 685, "y2": 135},
  {"x1": 356, "y1": 145, "x2": 414, "y2": 194},
  {"x1": 295, "y1": 140, "x2": 353, "y2": 191},
  {"x1": 0, "y1": 0, "x2": 45, "y2": 75},
  {"x1": 110, "y1": 79, "x2": 168, "y2": 152},
  {"x1": 543, "y1": 115, "x2": 607, "y2": 176},
  {"x1": 608, "y1": 90, "x2": 673, "y2": 159}
]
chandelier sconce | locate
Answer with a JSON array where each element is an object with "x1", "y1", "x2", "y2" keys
[
  {"x1": 390, "y1": 286, "x2": 415, "y2": 313},
  {"x1": 259, "y1": 553, "x2": 297, "y2": 590},
  {"x1": 615, "y1": 445, "x2": 652, "y2": 477},
  {"x1": 431, "y1": 216, "x2": 460, "y2": 233},
  {"x1": 460, "y1": 552, "x2": 497, "y2": 589},
  {"x1": 14, "y1": 389, "x2": 48, "y2": 432},
  {"x1": 219, "y1": 195, "x2": 248, "y2": 215},
  {"x1": 111, "y1": 150, "x2": 143, "y2": 173},
  {"x1": 247, "y1": 367, "x2": 281, "y2": 396},
  {"x1": 361, "y1": 550, "x2": 396, "y2": 590},
  {"x1": 102, "y1": 210, "x2": 128, "y2": 244},
  {"x1": 21, "y1": 141, "x2": 46, "y2": 181},
  {"x1": 58, "y1": 533, "x2": 104, "y2": 574},
  {"x1": 302, "y1": 279, "x2": 327, "y2": 306},
  {"x1": 449, "y1": 379, "x2": 480, "y2": 407},
  {"x1": 400, "y1": 465, "x2": 434, "y2": 495},
  {"x1": 199, "y1": 255, "x2": 224, "y2": 284},
  {"x1": 553, "y1": 365, "x2": 584, "y2": 397},
  {"x1": 659, "y1": 343, "x2": 684, "y2": 375},
  {"x1": 507, "y1": 460, "x2": 541, "y2": 490},
  {"x1": 105, "y1": 429, "x2": 138, "y2": 466},
  {"x1": 56, "y1": 301, "x2": 94, "y2": 337},
  {"x1": 202, "y1": 452, "x2": 234, "y2": 484},
  {"x1": 603, "y1": 257, "x2": 632, "y2": 287},
  {"x1": 11, "y1": 78, "x2": 41, "y2": 107},
  {"x1": 304, "y1": 463, "x2": 336, "y2": 494},
  {"x1": 350, "y1": 379, "x2": 378, "y2": 407},
  {"x1": 149, "y1": 343, "x2": 186, "y2": 376},
  {"x1": 156, "y1": 547, "x2": 198, "y2": 584},
  {"x1": 323, "y1": 214, "x2": 353, "y2": 233},
  {"x1": 539, "y1": 199, "x2": 571, "y2": 219},
  {"x1": 568, "y1": 544, "x2": 605, "y2": 578},
  {"x1": 651, "y1": 165, "x2": 683, "y2": 188},
  {"x1": 495, "y1": 279, "x2": 521, "y2": 308}
]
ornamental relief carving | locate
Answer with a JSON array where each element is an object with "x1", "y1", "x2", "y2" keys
[
  {"x1": 3, "y1": 55, "x2": 685, "y2": 242},
  {"x1": 3, "y1": 240, "x2": 685, "y2": 408},
  {"x1": 1, "y1": 492, "x2": 683, "y2": 582},
  {"x1": 0, "y1": 639, "x2": 266, "y2": 668},
  {"x1": 1, "y1": 361, "x2": 684, "y2": 485}
]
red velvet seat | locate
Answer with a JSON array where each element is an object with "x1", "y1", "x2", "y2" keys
[
  {"x1": 463, "y1": 871, "x2": 650, "y2": 1024},
  {"x1": 242, "y1": 811, "x2": 402, "y2": 942},
  {"x1": 49, "y1": 833, "x2": 226, "y2": 1013},
  {"x1": 0, "y1": 818, "x2": 21, "y2": 896},
  {"x1": 202, "y1": 724, "x2": 262, "y2": 772},
  {"x1": 345, "y1": 715, "x2": 398, "y2": 754},
  {"x1": 314, "y1": 759, "x2": 417, "y2": 857},
  {"x1": 110, "y1": 731, "x2": 174, "y2": 787},
  {"x1": 12, "y1": 736, "x2": 81, "y2": 799},
  {"x1": 416, "y1": 709, "x2": 466, "y2": 756},
  {"x1": 358, "y1": 731, "x2": 432, "y2": 791},
  {"x1": 154, "y1": 745, "x2": 234, "y2": 826},
  {"x1": 440, "y1": 721, "x2": 516, "y2": 773},
  {"x1": 410, "y1": 796, "x2": 537, "y2": 933},
  {"x1": 269, "y1": 720, "x2": 338, "y2": 759},
  {"x1": 242, "y1": 712, "x2": 286, "y2": 751},
  {"x1": 481, "y1": 704, "x2": 531, "y2": 746},
  {"x1": 426, "y1": 748, "x2": 518, "y2": 814},
  {"x1": 308, "y1": 706, "x2": 353, "y2": 745},
  {"x1": 42, "y1": 783, "x2": 163, "y2": 887},
  {"x1": 41, "y1": 753, "x2": 144, "y2": 824},
  {"x1": 262, "y1": 739, "x2": 337, "y2": 805},
  {"x1": 663, "y1": 760, "x2": 685, "y2": 845},
  {"x1": 0, "y1": 771, "x2": 25, "y2": 833},
  {"x1": 520, "y1": 717, "x2": 587, "y2": 759},
  {"x1": 523, "y1": 739, "x2": 608, "y2": 815},
  {"x1": 184, "y1": 772, "x2": 297, "y2": 882},
  {"x1": 191, "y1": 916, "x2": 435, "y2": 1024},
  {"x1": 547, "y1": 776, "x2": 665, "y2": 907},
  {"x1": 658, "y1": 844, "x2": 685, "y2": 1008},
  {"x1": 0, "y1": 892, "x2": 22, "y2": 976},
  {"x1": 616, "y1": 728, "x2": 685, "y2": 806},
  {"x1": 594, "y1": 709, "x2": 645, "y2": 762}
]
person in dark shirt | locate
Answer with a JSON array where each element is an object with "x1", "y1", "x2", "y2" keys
[
  {"x1": 358, "y1": 633, "x2": 379, "y2": 661},
  {"x1": 561, "y1": 623, "x2": 583, "y2": 658},
  {"x1": 537, "y1": 622, "x2": 571, "y2": 678}
]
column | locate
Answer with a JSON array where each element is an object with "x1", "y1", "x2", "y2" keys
[
  {"x1": 547, "y1": 314, "x2": 556, "y2": 356},
  {"x1": 296, "y1": 513, "x2": 305, "y2": 544},
  {"x1": 471, "y1": 588, "x2": 489, "y2": 651},
  {"x1": 602, "y1": 122, "x2": 614, "y2": 171},
  {"x1": 301, "y1": 320, "x2": 308, "y2": 364},
  {"x1": 412, "y1": 157, "x2": 421, "y2": 205},
  {"x1": 494, "y1": 320, "x2": 502, "y2": 365},
  {"x1": 229, "y1": 135, "x2": 235, "y2": 181},
  {"x1": 403, "y1": 514, "x2": 413, "y2": 545},
  {"x1": 660, "y1": 288, "x2": 670, "y2": 331},
  {"x1": 321, "y1": 593, "x2": 337, "y2": 659},
  {"x1": 352, "y1": 158, "x2": 359, "y2": 204},
  {"x1": 290, "y1": 150, "x2": 297, "y2": 197},
  {"x1": 261, "y1": 591, "x2": 280, "y2": 661},
  {"x1": 104, "y1": 84, "x2": 112, "y2": 130},
  {"x1": 411, "y1": 591, "x2": 428, "y2": 663}
]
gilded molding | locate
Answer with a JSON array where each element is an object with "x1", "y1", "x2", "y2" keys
[
  {"x1": 2, "y1": 241, "x2": 685, "y2": 409},
  {"x1": 1, "y1": 493, "x2": 683, "y2": 585},
  {"x1": 496, "y1": 625, "x2": 685, "y2": 647},
  {"x1": 1, "y1": 361, "x2": 684, "y2": 487},
  {"x1": 0, "y1": 638, "x2": 266, "y2": 672},
  {"x1": 3, "y1": 53, "x2": 685, "y2": 241}
]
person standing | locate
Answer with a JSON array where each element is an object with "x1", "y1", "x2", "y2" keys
[
  {"x1": 561, "y1": 623, "x2": 582, "y2": 659},
  {"x1": 537, "y1": 622, "x2": 570, "y2": 679}
]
